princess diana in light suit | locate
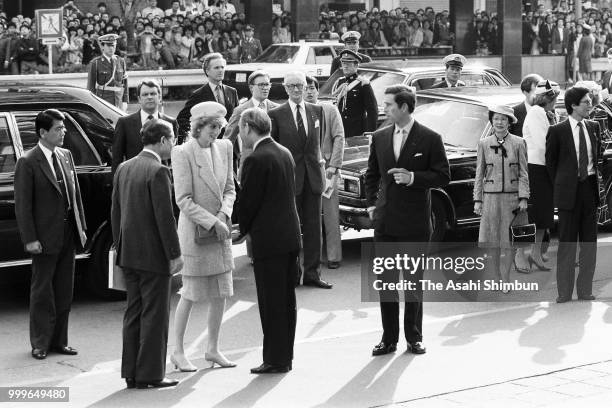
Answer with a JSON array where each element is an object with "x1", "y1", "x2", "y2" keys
[{"x1": 170, "y1": 101, "x2": 236, "y2": 371}]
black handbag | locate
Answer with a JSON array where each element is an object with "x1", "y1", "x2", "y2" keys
[{"x1": 509, "y1": 208, "x2": 536, "y2": 247}]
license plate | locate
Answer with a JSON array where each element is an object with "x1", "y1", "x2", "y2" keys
[{"x1": 235, "y1": 73, "x2": 247, "y2": 83}]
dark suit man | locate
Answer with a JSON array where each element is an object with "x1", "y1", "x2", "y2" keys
[
  {"x1": 539, "y1": 16, "x2": 554, "y2": 54},
  {"x1": 177, "y1": 53, "x2": 238, "y2": 139},
  {"x1": 546, "y1": 86, "x2": 601, "y2": 303},
  {"x1": 365, "y1": 85, "x2": 450, "y2": 356},
  {"x1": 331, "y1": 49, "x2": 377, "y2": 138},
  {"x1": 551, "y1": 19, "x2": 569, "y2": 55},
  {"x1": 112, "y1": 79, "x2": 178, "y2": 173},
  {"x1": 430, "y1": 54, "x2": 467, "y2": 88},
  {"x1": 510, "y1": 74, "x2": 543, "y2": 137},
  {"x1": 238, "y1": 107, "x2": 301, "y2": 374},
  {"x1": 14, "y1": 109, "x2": 87, "y2": 360},
  {"x1": 111, "y1": 119, "x2": 183, "y2": 389},
  {"x1": 269, "y1": 71, "x2": 332, "y2": 289}
]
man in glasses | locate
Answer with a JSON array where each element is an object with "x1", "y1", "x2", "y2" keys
[
  {"x1": 330, "y1": 31, "x2": 371, "y2": 75},
  {"x1": 268, "y1": 71, "x2": 333, "y2": 289},
  {"x1": 86, "y1": 33, "x2": 128, "y2": 110},
  {"x1": 225, "y1": 70, "x2": 278, "y2": 174},
  {"x1": 331, "y1": 49, "x2": 378, "y2": 138}
]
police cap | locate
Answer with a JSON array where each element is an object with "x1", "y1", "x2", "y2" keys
[
  {"x1": 98, "y1": 33, "x2": 118, "y2": 45},
  {"x1": 442, "y1": 53, "x2": 467, "y2": 68},
  {"x1": 339, "y1": 49, "x2": 361, "y2": 63},
  {"x1": 341, "y1": 30, "x2": 361, "y2": 42}
]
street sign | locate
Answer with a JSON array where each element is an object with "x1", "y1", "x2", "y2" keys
[
  {"x1": 35, "y1": 8, "x2": 63, "y2": 41},
  {"x1": 35, "y1": 8, "x2": 63, "y2": 75}
]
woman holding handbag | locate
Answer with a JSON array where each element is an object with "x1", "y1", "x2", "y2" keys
[
  {"x1": 473, "y1": 105, "x2": 530, "y2": 292},
  {"x1": 522, "y1": 79, "x2": 560, "y2": 271},
  {"x1": 170, "y1": 101, "x2": 237, "y2": 371}
]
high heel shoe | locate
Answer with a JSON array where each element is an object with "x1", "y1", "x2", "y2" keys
[
  {"x1": 204, "y1": 352, "x2": 237, "y2": 368},
  {"x1": 513, "y1": 259, "x2": 531, "y2": 274},
  {"x1": 170, "y1": 353, "x2": 197, "y2": 372},
  {"x1": 528, "y1": 255, "x2": 551, "y2": 271}
]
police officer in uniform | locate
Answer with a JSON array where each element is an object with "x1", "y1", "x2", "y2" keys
[
  {"x1": 331, "y1": 49, "x2": 377, "y2": 138},
  {"x1": 87, "y1": 34, "x2": 128, "y2": 111},
  {"x1": 431, "y1": 53, "x2": 467, "y2": 88},
  {"x1": 330, "y1": 31, "x2": 372, "y2": 75}
]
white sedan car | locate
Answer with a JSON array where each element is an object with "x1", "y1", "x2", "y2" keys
[{"x1": 224, "y1": 40, "x2": 345, "y2": 99}]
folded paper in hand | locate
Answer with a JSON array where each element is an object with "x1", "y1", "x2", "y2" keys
[
  {"x1": 108, "y1": 247, "x2": 126, "y2": 291},
  {"x1": 322, "y1": 174, "x2": 338, "y2": 199},
  {"x1": 195, "y1": 217, "x2": 233, "y2": 244}
]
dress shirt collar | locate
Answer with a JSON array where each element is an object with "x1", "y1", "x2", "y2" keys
[
  {"x1": 253, "y1": 135, "x2": 272, "y2": 151},
  {"x1": 568, "y1": 115, "x2": 585, "y2": 131},
  {"x1": 38, "y1": 142, "x2": 56, "y2": 159},
  {"x1": 102, "y1": 54, "x2": 113, "y2": 64},
  {"x1": 251, "y1": 97, "x2": 265, "y2": 108},
  {"x1": 140, "y1": 110, "x2": 160, "y2": 125},
  {"x1": 394, "y1": 117, "x2": 414, "y2": 136},
  {"x1": 142, "y1": 148, "x2": 162, "y2": 163},
  {"x1": 288, "y1": 99, "x2": 305, "y2": 113}
]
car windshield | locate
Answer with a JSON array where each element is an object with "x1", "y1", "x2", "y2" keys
[
  {"x1": 414, "y1": 98, "x2": 489, "y2": 149},
  {"x1": 254, "y1": 45, "x2": 300, "y2": 63},
  {"x1": 319, "y1": 69, "x2": 406, "y2": 107}
]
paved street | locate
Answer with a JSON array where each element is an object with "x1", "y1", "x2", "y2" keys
[{"x1": 1, "y1": 229, "x2": 612, "y2": 408}]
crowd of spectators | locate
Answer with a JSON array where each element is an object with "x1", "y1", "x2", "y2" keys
[
  {"x1": 317, "y1": 6, "x2": 456, "y2": 52},
  {"x1": 0, "y1": 0, "x2": 293, "y2": 74}
]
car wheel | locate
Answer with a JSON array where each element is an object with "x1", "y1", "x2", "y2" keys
[
  {"x1": 430, "y1": 197, "x2": 448, "y2": 242},
  {"x1": 86, "y1": 227, "x2": 126, "y2": 301}
]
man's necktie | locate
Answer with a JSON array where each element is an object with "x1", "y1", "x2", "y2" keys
[
  {"x1": 578, "y1": 122, "x2": 588, "y2": 181},
  {"x1": 296, "y1": 105, "x2": 307, "y2": 143},
  {"x1": 395, "y1": 129, "x2": 408, "y2": 160},
  {"x1": 52, "y1": 152, "x2": 70, "y2": 211},
  {"x1": 215, "y1": 85, "x2": 225, "y2": 105},
  {"x1": 259, "y1": 101, "x2": 265, "y2": 110},
  {"x1": 147, "y1": 114, "x2": 154, "y2": 122}
]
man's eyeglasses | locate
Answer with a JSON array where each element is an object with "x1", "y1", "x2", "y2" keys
[
  {"x1": 253, "y1": 82, "x2": 271, "y2": 89},
  {"x1": 284, "y1": 83, "x2": 304, "y2": 90}
]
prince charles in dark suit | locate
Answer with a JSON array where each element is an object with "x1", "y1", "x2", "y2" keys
[
  {"x1": 15, "y1": 109, "x2": 87, "y2": 360},
  {"x1": 268, "y1": 71, "x2": 332, "y2": 289},
  {"x1": 365, "y1": 85, "x2": 449, "y2": 356}
]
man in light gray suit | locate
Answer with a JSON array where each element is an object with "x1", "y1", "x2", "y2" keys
[
  {"x1": 304, "y1": 75, "x2": 345, "y2": 269},
  {"x1": 225, "y1": 70, "x2": 279, "y2": 175}
]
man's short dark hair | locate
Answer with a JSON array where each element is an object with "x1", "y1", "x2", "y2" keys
[
  {"x1": 141, "y1": 119, "x2": 173, "y2": 146},
  {"x1": 248, "y1": 70, "x2": 269, "y2": 85},
  {"x1": 97, "y1": 2, "x2": 107, "y2": 8},
  {"x1": 520, "y1": 74, "x2": 543, "y2": 93},
  {"x1": 137, "y1": 78, "x2": 161, "y2": 96},
  {"x1": 240, "y1": 107, "x2": 271, "y2": 135},
  {"x1": 564, "y1": 86, "x2": 591, "y2": 115},
  {"x1": 36, "y1": 109, "x2": 65, "y2": 138},
  {"x1": 385, "y1": 84, "x2": 416, "y2": 113},
  {"x1": 305, "y1": 75, "x2": 319, "y2": 90}
]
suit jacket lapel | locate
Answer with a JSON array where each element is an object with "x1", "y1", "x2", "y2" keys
[
  {"x1": 564, "y1": 120, "x2": 579, "y2": 170},
  {"x1": 56, "y1": 149, "x2": 87, "y2": 246},
  {"x1": 190, "y1": 139, "x2": 222, "y2": 198},
  {"x1": 382, "y1": 126, "x2": 396, "y2": 169},
  {"x1": 587, "y1": 121, "x2": 599, "y2": 164},
  {"x1": 34, "y1": 146, "x2": 61, "y2": 193},
  {"x1": 283, "y1": 102, "x2": 298, "y2": 135},
  {"x1": 134, "y1": 110, "x2": 143, "y2": 131}
]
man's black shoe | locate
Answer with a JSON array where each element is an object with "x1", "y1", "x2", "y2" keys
[
  {"x1": 250, "y1": 363, "x2": 291, "y2": 374},
  {"x1": 371, "y1": 342, "x2": 397, "y2": 356},
  {"x1": 135, "y1": 378, "x2": 179, "y2": 389},
  {"x1": 51, "y1": 345, "x2": 78, "y2": 355},
  {"x1": 556, "y1": 296, "x2": 571, "y2": 303},
  {"x1": 31, "y1": 348, "x2": 47, "y2": 360},
  {"x1": 327, "y1": 261, "x2": 340, "y2": 269},
  {"x1": 407, "y1": 342, "x2": 426, "y2": 355},
  {"x1": 303, "y1": 279, "x2": 333, "y2": 289},
  {"x1": 578, "y1": 294, "x2": 596, "y2": 301},
  {"x1": 125, "y1": 378, "x2": 136, "y2": 389}
]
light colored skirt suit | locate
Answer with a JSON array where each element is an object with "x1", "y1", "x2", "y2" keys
[{"x1": 171, "y1": 138, "x2": 235, "y2": 301}]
